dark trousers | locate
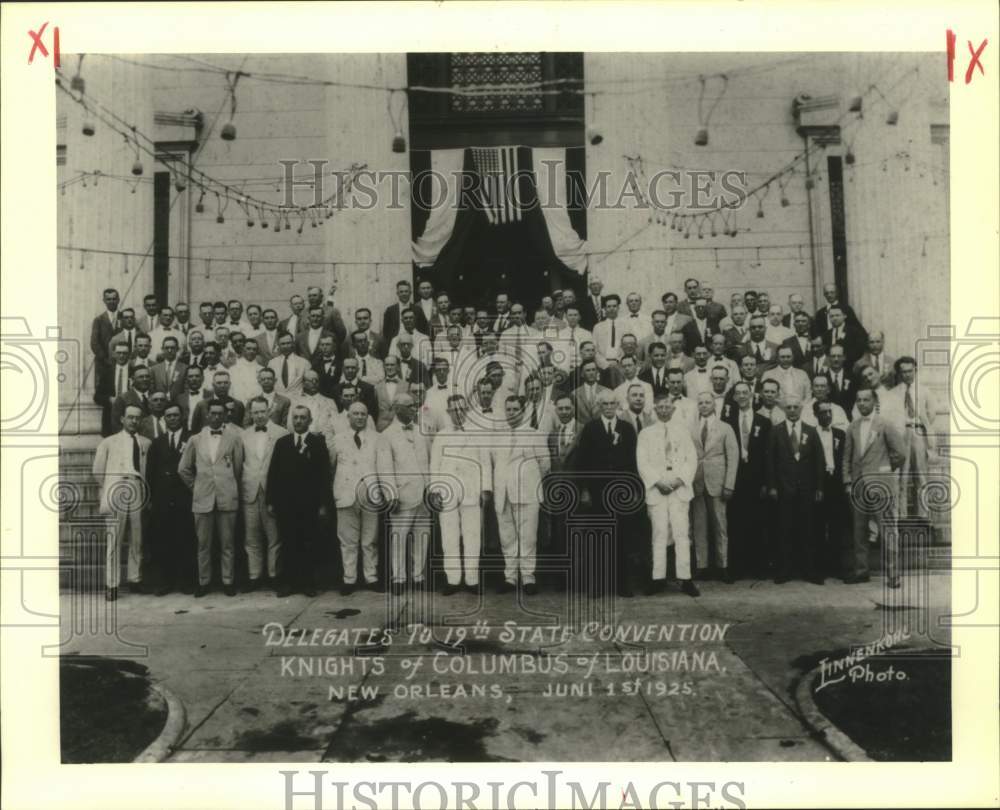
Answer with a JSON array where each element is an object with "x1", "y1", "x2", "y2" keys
[
  {"x1": 727, "y1": 478, "x2": 768, "y2": 577},
  {"x1": 277, "y1": 511, "x2": 321, "y2": 591},
  {"x1": 775, "y1": 489, "x2": 818, "y2": 580},
  {"x1": 816, "y1": 474, "x2": 849, "y2": 578},
  {"x1": 149, "y1": 507, "x2": 196, "y2": 590}
]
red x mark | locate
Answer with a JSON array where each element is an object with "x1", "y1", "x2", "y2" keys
[
  {"x1": 27, "y1": 22, "x2": 60, "y2": 67},
  {"x1": 966, "y1": 38, "x2": 988, "y2": 84}
]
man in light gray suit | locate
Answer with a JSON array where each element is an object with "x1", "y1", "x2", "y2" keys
[
  {"x1": 178, "y1": 399, "x2": 245, "y2": 597},
  {"x1": 241, "y1": 396, "x2": 288, "y2": 591},
  {"x1": 429, "y1": 394, "x2": 493, "y2": 595},
  {"x1": 842, "y1": 388, "x2": 907, "y2": 587},
  {"x1": 372, "y1": 355, "x2": 410, "y2": 432},
  {"x1": 376, "y1": 393, "x2": 432, "y2": 594},
  {"x1": 571, "y1": 360, "x2": 611, "y2": 425},
  {"x1": 92, "y1": 403, "x2": 151, "y2": 600},
  {"x1": 691, "y1": 391, "x2": 739, "y2": 582}
]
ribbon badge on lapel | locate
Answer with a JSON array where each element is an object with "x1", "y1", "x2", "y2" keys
[{"x1": 753, "y1": 426, "x2": 760, "y2": 437}]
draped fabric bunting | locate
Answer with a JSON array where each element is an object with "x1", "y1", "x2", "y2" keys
[
  {"x1": 411, "y1": 146, "x2": 589, "y2": 274},
  {"x1": 411, "y1": 148, "x2": 465, "y2": 267}
]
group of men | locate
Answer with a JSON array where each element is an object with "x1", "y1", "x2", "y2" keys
[{"x1": 88, "y1": 274, "x2": 937, "y2": 600}]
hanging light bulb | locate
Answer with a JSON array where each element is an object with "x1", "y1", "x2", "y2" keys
[
  {"x1": 587, "y1": 126, "x2": 603, "y2": 146},
  {"x1": 220, "y1": 72, "x2": 241, "y2": 141},
  {"x1": 82, "y1": 114, "x2": 96, "y2": 136},
  {"x1": 805, "y1": 177, "x2": 815, "y2": 190},
  {"x1": 845, "y1": 151, "x2": 856, "y2": 165},
  {"x1": 195, "y1": 190, "x2": 205, "y2": 213},
  {"x1": 848, "y1": 96, "x2": 863, "y2": 113},
  {"x1": 131, "y1": 160, "x2": 144, "y2": 176},
  {"x1": 71, "y1": 75, "x2": 86, "y2": 93},
  {"x1": 886, "y1": 110, "x2": 899, "y2": 125},
  {"x1": 780, "y1": 195, "x2": 790, "y2": 207},
  {"x1": 694, "y1": 128, "x2": 709, "y2": 146},
  {"x1": 175, "y1": 173, "x2": 187, "y2": 192},
  {"x1": 392, "y1": 131, "x2": 407, "y2": 153},
  {"x1": 221, "y1": 122, "x2": 237, "y2": 141}
]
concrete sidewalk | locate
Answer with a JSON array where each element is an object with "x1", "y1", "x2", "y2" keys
[{"x1": 59, "y1": 573, "x2": 950, "y2": 762}]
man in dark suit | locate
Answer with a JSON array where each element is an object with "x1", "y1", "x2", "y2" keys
[
  {"x1": 382, "y1": 279, "x2": 416, "y2": 342},
  {"x1": 781, "y1": 312, "x2": 815, "y2": 370},
  {"x1": 580, "y1": 277, "x2": 605, "y2": 330},
  {"x1": 139, "y1": 391, "x2": 171, "y2": 441},
  {"x1": 812, "y1": 400, "x2": 848, "y2": 582},
  {"x1": 278, "y1": 294, "x2": 306, "y2": 339},
  {"x1": 296, "y1": 306, "x2": 338, "y2": 363},
  {"x1": 149, "y1": 336, "x2": 188, "y2": 399},
  {"x1": 765, "y1": 397, "x2": 825, "y2": 584},
  {"x1": 176, "y1": 365, "x2": 207, "y2": 432},
  {"x1": 311, "y1": 335, "x2": 342, "y2": 399},
  {"x1": 824, "y1": 344, "x2": 857, "y2": 415},
  {"x1": 97, "y1": 343, "x2": 133, "y2": 436},
  {"x1": 824, "y1": 305, "x2": 867, "y2": 368},
  {"x1": 301, "y1": 285, "x2": 347, "y2": 347},
  {"x1": 266, "y1": 404, "x2": 333, "y2": 596},
  {"x1": 812, "y1": 282, "x2": 863, "y2": 338},
  {"x1": 146, "y1": 403, "x2": 196, "y2": 594},
  {"x1": 191, "y1": 369, "x2": 246, "y2": 432},
  {"x1": 574, "y1": 388, "x2": 641, "y2": 597},
  {"x1": 395, "y1": 333, "x2": 430, "y2": 388},
  {"x1": 638, "y1": 342, "x2": 670, "y2": 398},
  {"x1": 110, "y1": 365, "x2": 153, "y2": 434},
  {"x1": 90, "y1": 288, "x2": 121, "y2": 409},
  {"x1": 723, "y1": 354, "x2": 763, "y2": 413},
  {"x1": 107, "y1": 307, "x2": 145, "y2": 360},
  {"x1": 686, "y1": 298, "x2": 722, "y2": 349},
  {"x1": 737, "y1": 316, "x2": 780, "y2": 374},
  {"x1": 332, "y1": 356, "x2": 378, "y2": 422},
  {"x1": 723, "y1": 381, "x2": 771, "y2": 579}
]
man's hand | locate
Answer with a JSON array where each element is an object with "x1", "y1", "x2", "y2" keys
[
  {"x1": 654, "y1": 480, "x2": 673, "y2": 495},
  {"x1": 721, "y1": 487, "x2": 734, "y2": 502},
  {"x1": 814, "y1": 490, "x2": 824, "y2": 504},
  {"x1": 767, "y1": 487, "x2": 778, "y2": 501},
  {"x1": 318, "y1": 505, "x2": 328, "y2": 518},
  {"x1": 266, "y1": 504, "x2": 276, "y2": 517},
  {"x1": 759, "y1": 485, "x2": 768, "y2": 500},
  {"x1": 668, "y1": 477, "x2": 684, "y2": 491}
]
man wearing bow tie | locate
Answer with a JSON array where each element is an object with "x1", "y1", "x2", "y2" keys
[
  {"x1": 146, "y1": 403, "x2": 195, "y2": 595},
  {"x1": 430, "y1": 395, "x2": 493, "y2": 594},
  {"x1": 376, "y1": 393, "x2": 432, "y2": 594},
  {"x1": 266, "y1": 404, "x2": 331, "y2": 597},
  {"x1": 373, "y1": 355, "x2": 409, "y2": 432},
  {"x1": 765, "y1": 397, "x2": 825, "y2": 584},
  {"x1": 178, "y1": 400, "x2": 245, "y2": 597},
  {"x1": 93, "y1": 404, "x2": 151, "y2": 600},
  {"x1": 622, "y1": 292, "x2": 649, "y2": 340},
  {"x1": 637, "y1": 393, "x2": 699, "y2": 597},
  {"x1": 723, "y1": 381, "x2": 771, "y2": 579},
  {"x1": 843, "y1": 388, "x2": 907, "y2": 586}
]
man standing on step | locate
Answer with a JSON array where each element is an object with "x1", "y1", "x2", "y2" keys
[
  {"x1": 178, "y1": 400, "x2": 244, "y2": 597},
  {"x1": 92, "y1": 403, "x2": 151, "y2": 600}
]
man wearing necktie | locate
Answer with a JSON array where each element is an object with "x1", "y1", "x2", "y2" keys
[
  {"x1": 884, "y1": 356, "x2": 938, "y2": 523},
  {"x1": 96, "y1": 343, "x2": 133, "y2": 437},
  {"x1": 812, "y1": 401, "x2": 848, "y2": 582},
  {"x1": 139, "y1": 392, "x2": 170, "y2": 440},
  {"x1": 178, "y1": 400, "x2": 245, "y2": 597},
  {"x1": 376, "y1": 393, "x2": 432, "y2": 595},
  {"x1": 691, "y1": 392, "x2": 739, "y2": 582},
  {"x1": 329, "y1": 402, "x2": 383, "y2": 594},
  {"x1": 825, "y1": 345, "x2": 855, "y2": 414},
  {"x1": 592, "y1": 294, "x2": 622, "y2": 369},
  {"x1": 146, "y1": 403, "x2": 195, "y2": 595},
  {"x1": 92, "y1": 404, "x2": 151, "y2": 600},
  {"x1": 110, "y1": 365, "x2": 153, "y2": 434},
  {"x1": 241, "y1": 397, "x2": 289, "y2": 592},
  {"x1": 843, "y1": 388, "x2": 907, "y2": 586},
  {"x1": 765, "y1": 397, "x2": 825, "y2": 584},
  {"x1": 637, "y1": 394, "x2": 699, "y2": 597},
  {"x1": 266, "y1": 405, "x2": 331, "y2": 597},
  {"x1": 723, "y1": 381, "x2": 771, "y2": 579}
]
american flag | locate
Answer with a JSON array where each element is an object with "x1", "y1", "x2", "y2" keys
[{"x1": 471, "y1": 146, "x2": 521, "y2": 225}]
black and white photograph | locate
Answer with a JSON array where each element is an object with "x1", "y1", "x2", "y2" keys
[{"x1": 2, "y1": 3, "x2": 998, "y2": 809}]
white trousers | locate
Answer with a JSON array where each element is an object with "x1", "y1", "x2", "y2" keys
[
  {"x1": 648, "y1": 497, "x2": 692, "y2": 581},
  {"x1": 691, "y1": 490, "x2": 729, "y2": 569},
  {"x1": 388, "y1": 505, "x2": 431, "y2": 584},
  {"x1": 106, "y1": 507, "x2": 144, "y2": 589},
  {"x1": 439, "y1": 504, "x2": 482, "y2": 585},
  {"x1": 243, "y1": 497, "x2": 281, "y2": 580},
  {"x1": 337, "y1": 503, "x2": 379, "y2": 584},
  {"x1": 498, "y1": 501, "x2": 539, "y2": 584}
]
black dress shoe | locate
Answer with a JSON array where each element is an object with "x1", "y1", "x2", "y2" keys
[
  {"x1": 523, "y1": 583, "x2": 539, "y2": 596},
  {"x1": 617, "y1": 587, "x2": 634, "y2": 598},
  {"x1": 843, "y1": 574, "x2": 870, "y2": 584},
  {"x1": 720, "y1": 569, "x2": 736, "y2": 584},
  {"x1": 224, "y1": 584, "x2": 237, "y2": 597},
  {"x1": 465, "y1": 584, "x2": 479, "y2": 595},
  {"x1": 275, "y1": 585, "x2": 291, "y2": 597},
  {"x1": 340, "y1": 584, "x2": 356, "y2": 596},
  {"x1": 496, "y1": 581, "x2": 514, "y2": 595},
  {"x1": 390, "y1": 582, "x2": 405, "y2": 596},
  {"x1": 646, "y1": 579, "x2": 665, "y2": 596},
  {"x1": 243, "y1": 579, "x2": 260, "y2": 593},
  {"x1": 442, "y1": 584, "x2": 459, "y2": 596},
  {"x1": 680, "y1": 580, "x2": 700, "y2": 597},
  {"x1": 155, "y1": 584, "x2": 170, "y2": 597},
  {"x1": 368, "y1": 581, "x2": 385, "y2": 593},
  {"x1": 105, "y1": 587, "x2": 118, "y2": 602},
  {"x1": 809, "y1": 577, "x2": 825, "y2": 586},
  {"x1": 180, "y1": 584, "x2": 195, "y2": 595},
  {"x1": 194, "y1": 585, "x2": 207, "y2": 598},
  {"x1": 887, "y1": 575, "x2": 901, "y2": 589},
  {"x1": 773, "y1": 575, "x2": 790, "y2": 585},
  {"x1": 302, "y1": 586, "x2": 317, "y2": 598}
]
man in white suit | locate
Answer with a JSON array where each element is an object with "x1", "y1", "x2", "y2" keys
[
  {"x1": 92, "y1": 403, "x2": 151, "y2": 599},
  {"x1": 240, "y1": 397, "x2": 288, "y2": 591},
  {"x1": 178, "y1": 399, "x2": 245, "y2": 597},
  {"x1": 329, "y1": 401, "x2": 382, "y2": 594},
  {"x1": 376, "y1": 393, "x2": 432, "y2": 594},
  {"x1": 373, "y1": 355, "x2": 410, "y2": 432},
  {"x1": 491, "y1": 395, "x2": 551, "y2": 594},
  {"x1": 429, "y1": 395, "x2": 493, "y2": 594},
  {"x1": 691, "y1": 392, "x2": 739, "y2": 582},
  {"x1": 636, "y1": 393, "x2": 699, "y2": 597},
  {"x1": 268, "y1": 332, "x2": 310, "y2": 398}
]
